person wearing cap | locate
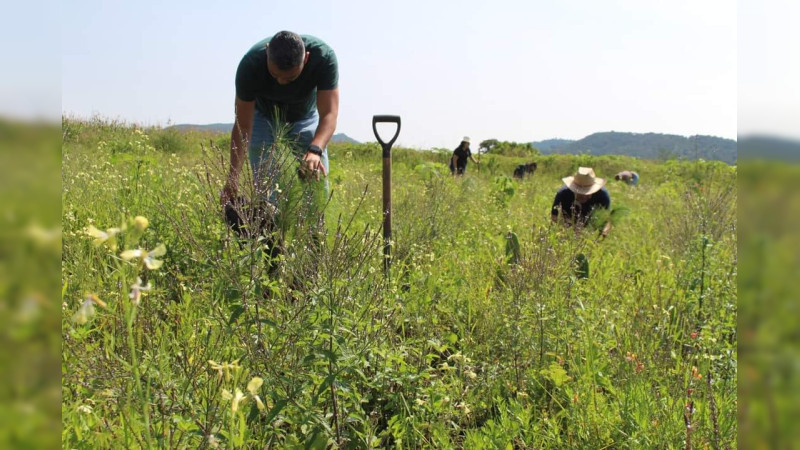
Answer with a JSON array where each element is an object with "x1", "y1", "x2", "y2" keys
[
  {"x1": 221, "y1": 31, "x2": 339, "y2": 207},
  {"x1": 614, "y1": 170, "x2": 640, "y2": 186},
  {"x1": 551, "y1": 167, "x2": 613, "y2": 237},
  {"x1": 450, "y1": 137, "x2": 479, "y2": 175}
]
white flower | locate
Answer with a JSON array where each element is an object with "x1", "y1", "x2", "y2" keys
[
  {"x1": 120, "y1": 244, "x2": 166, "y2": 270},
  {"x1": 129, "y1": 277, "x2": 152, "y2": 305},
  {"x1": 71, "y1": 294, "x2": 106, "y2": 324}
]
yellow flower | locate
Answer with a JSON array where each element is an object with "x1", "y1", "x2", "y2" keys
[
  {"x1": 85, "y1": 225, "x2": 121, "y2": 250},
  {"x1": 121, "y1": 244, "x2": 166, "y2": 270},
  {"x1": 232, "y1": 389, "x2": 245, "y2": 413},
  {"x1": 133, "y1": 216, "x2": 149, "y2": 231},
  {"x1": 221, "y1": 389, "x2": 233, "y2": 401},
  {"x1": 208, "y1": 359, "x2": 241, "y2": 380},
  {"x1": 465, "y1": 370, "x2": 477, "y2": 380},
  {"x1": 253, "y1": 395, "x2": 266, "y2": 411},
  {"x1": 455, "y1": 402, "x2": 471, "y2": 415},
  {"x1": 247, "y1": 377, "x2": 264, "y2": 395}
]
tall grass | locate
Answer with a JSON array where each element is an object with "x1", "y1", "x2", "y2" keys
[{"x1": 62, "y1": 118, "x2": 737, "y2": 448}]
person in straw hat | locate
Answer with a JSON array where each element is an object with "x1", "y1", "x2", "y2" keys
[
  {"x1": 551, "y1": 167, "x2": 613, "y2": 237},
  {"x1": 449, "y1": 136, "x2": 479, "y2": 176}
]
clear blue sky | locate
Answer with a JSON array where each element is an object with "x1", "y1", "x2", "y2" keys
[{"x1": 60, "y1": 0, "x2": 739, "y2": 148}]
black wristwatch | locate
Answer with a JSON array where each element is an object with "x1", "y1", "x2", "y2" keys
[{"x1": 306, "y1": 144, "x2": 323, "y2": 156}]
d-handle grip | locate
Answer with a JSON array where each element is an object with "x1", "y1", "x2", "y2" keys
[{"x1": 372, "y1": 115, "x2": 401, "y2": 150}]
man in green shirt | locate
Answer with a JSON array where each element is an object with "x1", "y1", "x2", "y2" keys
[{"x1": 221, "y1": 31, "x2": 339, "y2": 207}]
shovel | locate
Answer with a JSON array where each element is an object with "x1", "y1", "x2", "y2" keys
[{"x1": 372, "y1": 115, "x2": 401, "y2": 275}]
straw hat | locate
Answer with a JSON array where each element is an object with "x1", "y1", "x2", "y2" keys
[
  {"x1": 562, "y1": 167, "x2": 606, "y2": 195},
  {"x1": 462, "y1": 136, "x2": 470, "y2": 143}
]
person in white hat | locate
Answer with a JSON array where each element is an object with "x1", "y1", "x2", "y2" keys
[
  {"x1": 449, "y1": 136, "x2": 479, "y2": 176},
  {"x1": 551, "y1": 167, "x2": 613, "y2": 237}
]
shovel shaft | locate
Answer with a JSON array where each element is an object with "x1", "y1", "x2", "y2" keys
[
  {"x1": 382, "y1": 155, "x2": 392, "y2": 272},
  {"x1": 372, "y1": 115, "x2": 401, "y2": 276}
]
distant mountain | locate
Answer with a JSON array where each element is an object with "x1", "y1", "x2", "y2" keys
[
  {"x1": 739, "y1": 135, "x2": 800, "y2": 162},
  {"x1": 169, "y1": 123, "x2": 360, "y2": 144},
  {"x1": 170, "y1": 123, "x2": 231, "y2": 133},
  {"x1": 531, "y1": 138, "x2": 575, "y2": 152},
  {"x1": 330, "y1": 133, "x2": 361, "y2": 144},
  {"x1": 533, "y1": 132, "x2": 737, "y2": 164}
]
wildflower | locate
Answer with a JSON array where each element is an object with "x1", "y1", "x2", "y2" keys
[
  {"x1": 253, "y1": 394, "x2": 266, "y2": 411},
  {"x1": 76, "y1": 404, "x2": 93, "y2": 414},
  {"x1": 247, "y1": 377, "x2": 264, "y2": 395},
  {"x1": 690, "y1": 331, "x2": 699, "y2": 339},
  {"x1": 625, "y1": 351, "x2": 637, "y2": 362},
  {"x1": 635, "y1": 361, "x2": 644, "y2": 374},
  {"x1": 415, "y1": 398, "x2": 426, "y2": 406},
  {"x1": 221, "y1": 389, "x2": 233, "y2": 401},
  {"x1": 691, "y1": 366, "x2": 702, "y2": 380},
  {"x1": 208, "y1": 359, "x2": 241, "y2": 380},
  {"x1": 72, "y1": 294, "x2": 106, "y2": 324},
  {"x1": 232, "y1": 389, "x2": 245, "y2": 413},
  {"x1": 133, "y1": 216, "x2": 149, "y2": 231},
  {"x1": 572, "y1": 393, "x2": 579, "y2": 404},
  {"x1": 465, "y1": 370, "x2": 477, "y2": 380},
  {"x1": 246, "y1": 377, "x2": 267, "y2": 411},
  {"x1": 120, "y1": 244, "x2": 166, "y2": 270},
  {"x1": 27, "y1": 224, "x2": 61, "y2": 246},
  {"x1": 85, "y1": 225, "x2": 121, "y2": 250},
  {"x1": 455, "y1": 402, "x2": 471, "y2": 415},
  {"x1": 129, "y1": 277, "x2": 152, "y2": 306}
]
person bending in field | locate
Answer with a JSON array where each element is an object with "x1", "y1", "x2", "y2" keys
[
  {"x1": 449, "y1": 137, "x2": 479, "y2": 175},
  {"x1": 614, "y1": 170, "x2": 639, "y2": 186},
  {"x1": 221, "y1": 30, "x2": 339, "y2": 210},
  {"x1": 551, "y1": 166, "x2": 612, "y2": 238}
]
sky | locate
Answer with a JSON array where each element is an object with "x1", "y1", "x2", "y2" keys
[{"x1": 58, "y1": 1, "x2": 743, "y2": 148}]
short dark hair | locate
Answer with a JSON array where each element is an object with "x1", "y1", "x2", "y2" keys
[{"x1": 268, "y1": 31, "x2": 305, "y2": 70}]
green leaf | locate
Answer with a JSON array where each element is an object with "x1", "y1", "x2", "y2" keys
[{"x1": 228, "y1": 305, "x2": 244, "y2": 325}]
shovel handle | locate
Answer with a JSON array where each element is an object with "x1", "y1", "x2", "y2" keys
[{"x1": 372, "y1": 115, "x2": 401, "y2": 156}]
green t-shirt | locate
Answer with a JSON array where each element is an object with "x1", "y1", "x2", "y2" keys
[{"x1": 235, "y1": 35, "x2": 338, "y2": 122}]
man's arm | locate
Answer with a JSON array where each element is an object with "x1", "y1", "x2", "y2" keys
[
  {"x1": 221, "y1": 97, "x2": 255, "y2": 205},
  {"x1": 301, "y1": 88, "x2": 339, "y2": 179}
]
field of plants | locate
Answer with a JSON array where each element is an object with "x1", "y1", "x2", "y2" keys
[{"x1": 61, "y1": 118, "x2": 737, "y2": 448}]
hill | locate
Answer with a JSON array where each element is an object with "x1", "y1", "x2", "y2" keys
[
  {"x1": 533, "y1": 132, "x2": 736, "y2": 164},
  {"x1": 530, "y1": 138, "x2": 576, "y2": 152},
  {"x1": 739, "y1": 135, "x2": 800, "y2": 162},
  {"x1": 169, "y1": 123, "x2": 360, "y2": 144}
]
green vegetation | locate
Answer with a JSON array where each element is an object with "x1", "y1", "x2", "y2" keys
[
  {"x1": 62, "y1": 117, "x2": 737, "y2": 448},
  {"x1": 480, "y1": 139, "x2": 538, "y2": 158}
]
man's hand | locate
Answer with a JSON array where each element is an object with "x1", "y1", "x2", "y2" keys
[
  {"x1": 220, "y1": 177, "x2": 238, "y2": 206},
  {"x1": 600, "y1": 222, "x2": 612, "y2": 239},
  {"x1": 300, "y1": 151, "x2": 327, "y2": 181}
]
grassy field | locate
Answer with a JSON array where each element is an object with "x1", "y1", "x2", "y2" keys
[{"x1": 61, "y1": 117, "x2": 737, "y2": 448}]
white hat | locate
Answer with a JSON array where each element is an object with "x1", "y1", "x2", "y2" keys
[
  {"x1": 462, "y1": 136, "x2": 470, "y2": 143},
  {"x1": 562, "y1": 167, "x2": 606, "y2": 195}
]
